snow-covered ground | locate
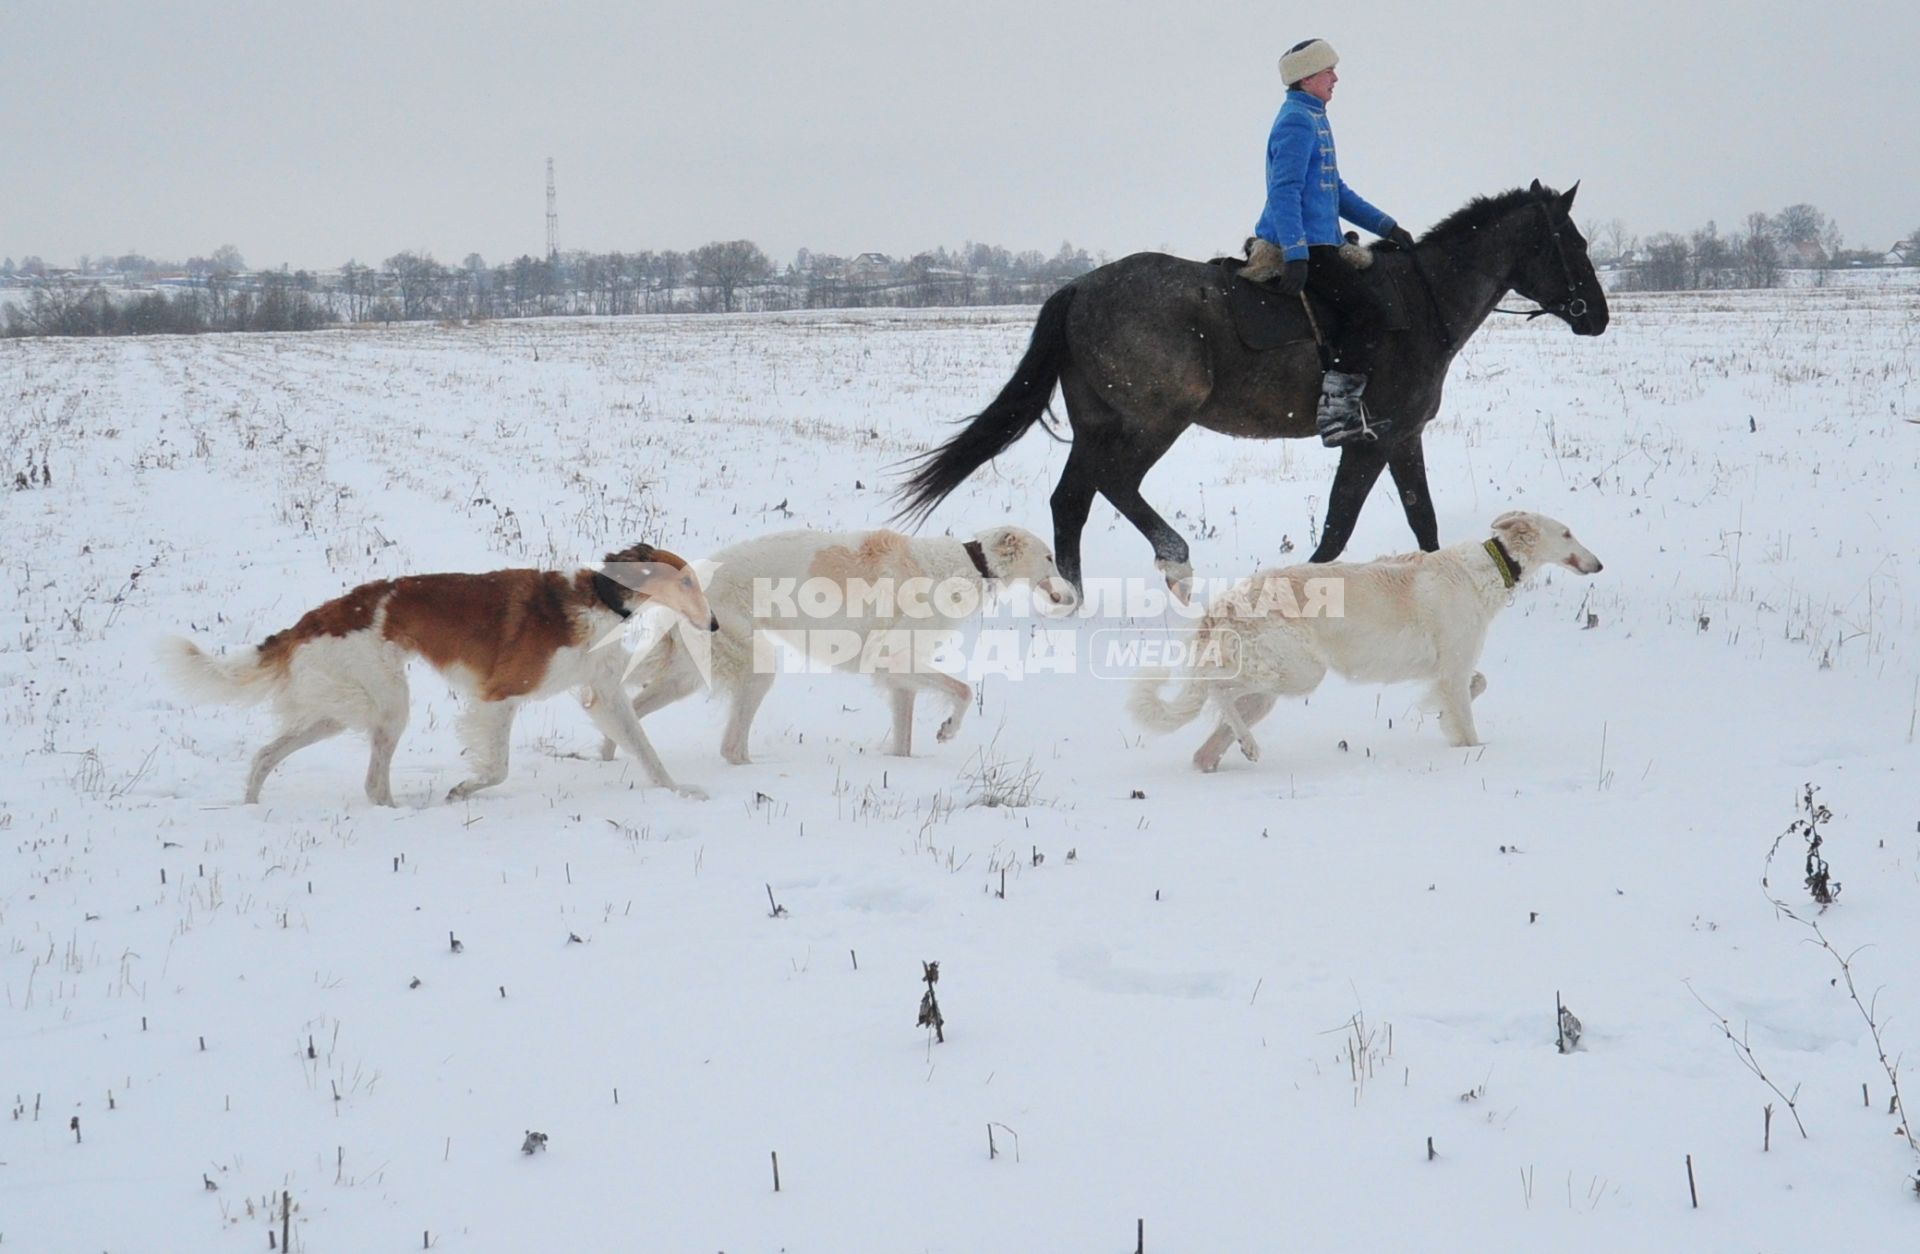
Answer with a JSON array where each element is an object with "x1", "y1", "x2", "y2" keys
[{"x1": 2, "y1": 288, "x2": 1917, "y2": 1251}]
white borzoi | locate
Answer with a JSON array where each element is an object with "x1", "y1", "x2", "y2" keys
[
  {"x1": 1130, "y1": 511, "x2": 1603, "y2": 770},
  {"x1": 163, "y1": 545, "x2": 717, "y2": 804},
  {"x1": 601, "y1": 525, "x2": 1073, "y2": 764}
]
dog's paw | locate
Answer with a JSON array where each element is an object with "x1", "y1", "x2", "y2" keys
[
  {"x1": 937, "y1": 716, "x2": 961, "y2": 743},
  {"x1": 673, "y1": 784, "x2": 709, "y2": 801},
  {"x1": 1194, "y1": 749, "x2": 1223, "y2": 773},
  {"x1": 1238, "y1": 736, "x2": 1261, "y2": 763},
  {"x1": 598, "y1": 737, "x2": 618, "y2": 762},
  {"x1": 1469, "y1": 672, "x2": 1487, "y2": 699}
]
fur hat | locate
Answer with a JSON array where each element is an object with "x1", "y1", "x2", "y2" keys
[{"x1": 1279, "y1": 38, "x2": 1337, "y2": 86}]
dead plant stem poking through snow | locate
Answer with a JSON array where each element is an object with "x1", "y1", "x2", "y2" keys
[
  {"x1": 917, "y1": 961, "x2": 945, "y2": 1044},
  {"x1": 1685, "y1": 981, "x2": 1808, "y2": 1141},
  {"x1": 1762, "y1": 786, "x2": 1919, "y2": 1158}
]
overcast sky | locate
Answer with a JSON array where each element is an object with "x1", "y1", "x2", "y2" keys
[{"x1": 5, "y1": 1, "x2": 1914, "y2": 270}]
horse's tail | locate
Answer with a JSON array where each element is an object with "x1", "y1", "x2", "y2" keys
[
  {"x1": 893, "y1": 284, "x2": 1076, "y2": 524},
  {"x1": 1128, "y1": 667, "x2": 1210, "y2": 734}
]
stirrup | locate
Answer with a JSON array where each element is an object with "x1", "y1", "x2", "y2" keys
[
  {"x1": 1318, "y1": 398, "x2": 1388, "y2": 447},
  {"x1": 1321, "y1": 410, "x2": 1378, "y2": 446}
]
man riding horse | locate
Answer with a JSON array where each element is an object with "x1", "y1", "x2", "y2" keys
[
  {"x1": 893, "y1": 39, "x2": 1609, "y2": 595},
  {"x1": 1241, "y1": 38, "x2": 1415, "y2": 448}
]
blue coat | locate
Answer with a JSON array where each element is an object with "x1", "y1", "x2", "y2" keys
[{"x1": 1254, "y1": 90, "x2": 1395, "y2": 262}]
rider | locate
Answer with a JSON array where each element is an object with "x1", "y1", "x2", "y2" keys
[{"x1": 1243, "y1": 38, "x2": 1416, "y2": 447}]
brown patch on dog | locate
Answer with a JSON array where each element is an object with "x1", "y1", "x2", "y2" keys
[
  {"x1": 807, "y1": 530, "x2": 925, "y2": 588},
  {"x1": 256, "y1": 581, "x2": 389, "y2": 676},
  {"x1": 380, "y1": 571, "x2": 589, "y2": 701}
]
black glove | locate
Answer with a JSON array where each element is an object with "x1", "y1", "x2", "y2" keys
[
  {"x1": 1274, "y1": 259, "x2": 1309, "y2": 296},
  {"x1": 1387, "y1": 226, "x2": 1416, "y2": 249}
]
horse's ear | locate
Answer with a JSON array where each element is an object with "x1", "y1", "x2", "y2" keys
[
  {"x1": 1528, "y1": 178, "x2": 1544, "y2": 195},
  {"x1": 1561, "y1": 181, "x2": 1581, "y2": 209}
]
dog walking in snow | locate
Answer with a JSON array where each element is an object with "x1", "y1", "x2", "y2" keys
[
  {"x1": 164, "y1": 545, "x2": 718, "y2": 804},
  {"x1": 600, "y1": 525, "x2": 1073, "y2": 765},
  {"x1": 1130, "y1": 511, "x2": 1603, "y2": 771}
]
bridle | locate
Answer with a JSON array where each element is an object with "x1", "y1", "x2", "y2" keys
[
  {"x1": 1406, "y1": 198, "x2": 1593, "y2": 351},
  {"x1": 1496, "y1": 201, "x2": 1592, "y2": 326}
]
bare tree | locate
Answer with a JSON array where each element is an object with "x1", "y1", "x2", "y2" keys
[
  {"x1": 690, "y1": 240, "x2": 771, "y2": 313},
  {"x1": 1688, "y1": 222, "x2": 1730, "y2": 289},
  {"x1": 1771, "y1": 204, "x2": 1826, "y2": 245},
  {"x1": 1634, "y1": 233, "x2": 1690, "y2": 291},
  {"x1": 384, "y1": 251, "x2": 448, "y2": 319},
  {"x1": 1737, "y1": 213, "x2": 1781, "y2": 288}
]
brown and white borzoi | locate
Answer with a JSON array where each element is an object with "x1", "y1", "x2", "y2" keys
[
  {"x1": 600, "y1": 525, "x2": 1073, "y2": 764},
  {"x1": 1130, "y1": 511, "x2": 1603, "y2": 771},
  {"x1": 164, "y1": 545, "x2": 717, "y2": 804}
]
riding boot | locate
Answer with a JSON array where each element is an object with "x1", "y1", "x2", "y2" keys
[{"x1": 1315, "y1": 370, "x2": 1389, "y2": 446}]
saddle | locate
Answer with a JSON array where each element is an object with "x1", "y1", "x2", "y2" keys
[{"x1": 1215, "y1": 246, "x2": 1414, "y2": 353}]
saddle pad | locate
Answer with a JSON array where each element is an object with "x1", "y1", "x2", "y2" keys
[{"x1": 1222, "y1": 257, "x2": 1414, "y2": 352}]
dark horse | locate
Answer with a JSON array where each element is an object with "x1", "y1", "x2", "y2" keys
[{"x1": 896, "y1": 181, "x2": 1608, "y2": 594}]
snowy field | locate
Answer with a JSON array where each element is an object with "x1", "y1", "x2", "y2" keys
[{"x1": 3, "y1": 288, "x2": 1918, "y2": 1252}]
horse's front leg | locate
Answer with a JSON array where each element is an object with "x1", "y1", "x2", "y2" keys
[
  {"x1": 1386, "y1": 434, "x2": 1441, "y2": 552},
  {"x1": 1308, "y1": 441, "x2": 1389, "y2": 562},
  {"x1": 1099, "y1": 460, "x2": 1193, "y2": 601}
]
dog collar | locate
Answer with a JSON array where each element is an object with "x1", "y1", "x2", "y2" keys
[
  {"x1": 1483, "y1": 537, "x2": 1521, "y2": 589},
  {"x1": 963, "y1": 540, "x2": 994, "y2": 579},
  {"x1": 591, "y1": 570, "x2": 635, "y2": 618}
]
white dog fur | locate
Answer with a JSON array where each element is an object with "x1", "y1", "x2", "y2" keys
[
  {"x1": 1131, "y1": 511, "x2": 1603, "y2": 771},
  {"x1": 601, "y1": 525, "x2": 1073, "y2": 764}
]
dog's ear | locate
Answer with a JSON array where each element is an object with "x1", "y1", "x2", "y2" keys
[
  {"x1": 1491, "y1": 511, "x2": 1539, "y2": 551},
  {"x1": 604, "y1": 541, "x2": 659, "y2": 568},
  {"x1": 988, "y1": 527, "x2": 1025, "y2": 560}
]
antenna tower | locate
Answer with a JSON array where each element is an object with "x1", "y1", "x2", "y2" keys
[{"x1": 545, "y1": 158, "x2": 559, "y2": 262}]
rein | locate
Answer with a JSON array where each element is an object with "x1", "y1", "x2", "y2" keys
[
  {"x1": 1493, "y1": 202, "x2": 1591, "y2": 323},
  {"x1": 1406, "y1": 199, "x2": 1591, "y2": 349}
]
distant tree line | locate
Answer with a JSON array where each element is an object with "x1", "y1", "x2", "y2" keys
[
  {"x1": 1, "y1": 238, "x2": 1105, "y2": 337},
  {"x1": 1578, "y1": 204, "x2": 1918, "y2": 293},
  {"x1": 3, "y1": 268, "x2": 339, "y2": 336},
  {"x1": 11, "y1": 205, "x2": 1919, "y2": 336}
]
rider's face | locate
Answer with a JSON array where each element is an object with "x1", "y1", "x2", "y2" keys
[{"x1": 1299, "y1": 66, "x2": 1337, "y2": 102}]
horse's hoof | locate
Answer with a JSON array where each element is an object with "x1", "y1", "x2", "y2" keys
[{"x1": 1156, "y1": 559, "x2": 1195, "y2": 605}]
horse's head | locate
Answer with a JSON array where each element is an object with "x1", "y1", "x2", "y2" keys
[{"x1": 1508, "y1": 180, "x2": 1609, "y2": 336}]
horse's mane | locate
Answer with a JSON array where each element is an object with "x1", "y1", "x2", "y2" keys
[{"x1": 1420, "y1": 185, "x2": 1561, "y2": 245}]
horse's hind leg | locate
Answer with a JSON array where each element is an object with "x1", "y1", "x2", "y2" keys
[
  {"x1": 1387, "y1": 436, "x2": 1441, "y2": 552},
  {"x1": 1309, "y1": 442, "x2": 1390, "y2": 562},
  {"x1": 1049, "y1": 441, "x2": 1102, "y2": 594}
]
